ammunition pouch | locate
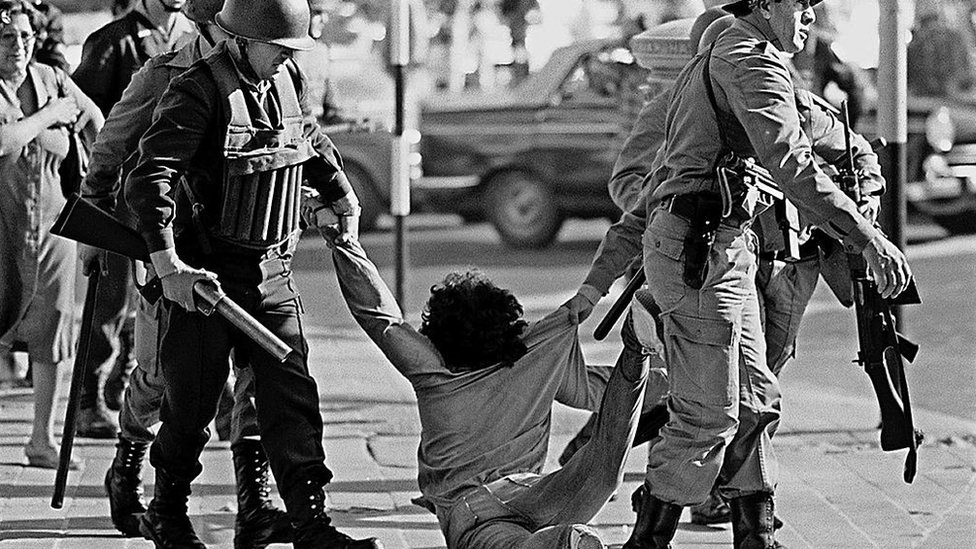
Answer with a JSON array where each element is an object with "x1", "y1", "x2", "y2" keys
[{"x1": 213, "y1": 163, "x2": 304, "y2": 249}]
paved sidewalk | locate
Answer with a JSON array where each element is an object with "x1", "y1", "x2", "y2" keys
[{"x1": 1, "y1": 326, "x2": 974, "y2": 549}]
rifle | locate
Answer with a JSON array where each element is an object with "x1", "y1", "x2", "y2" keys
[
  {"x1": 51, "y1": 270, "x2": 100, "y2": 509},
  {"x1": 51, "y1": 194, "x2": 293, "y2": 364},
  {"x1": 838, "y1": 101, "x2": 923, "y2": 484}
]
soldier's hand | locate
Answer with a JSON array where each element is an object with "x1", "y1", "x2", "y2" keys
[
  {"x1": 630, "y1": 297, "x2": 664, "y2": 357},
  {"x1": 862, "y1": 234, "x2": 912, "y2": 299},
  {"x1": 159, "y1": 265, "x2": 219, "y2": 313},
  {"x1": 78, "y1": 244, "x2": 109, "y2": 277},
  {"x1": 331, "y1": 191, "x2": 361, "y2": 246},
  {"x1": 150, "y1": 248, "x2": 218, "y2": 312},
  {"x1": 45, "y1": 96, "x2": 80, "y2": 127},
  {"x1": 561, "y1": 292, "x2": 595, "y2": 325}
]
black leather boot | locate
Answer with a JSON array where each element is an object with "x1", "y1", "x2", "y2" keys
[
  {"x1": 291, "y1": 480, "x2": 384, "y2": 549},
  {"x1": 729, "y1": 492, "x2": 787, "y2": 549},
  {"x1": 104, "y1": 436, "x2": 148, "y2": 537},
  {"x1": 621, "y1": 483, "x2": 682, "y2": 549},
  {"x1": 103, "y1": 322, "x2": 136, "y2": 411},
  {"x1": 232, "y1": 440, "x2": 293, "y2": 549},
  {"x1": 139, "y1": 468, "x2": 206, "y2": 549}
]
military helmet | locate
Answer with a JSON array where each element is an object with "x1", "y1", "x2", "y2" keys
[
  {"x1": 722, "y1": 0, "x2": 823, "y2": 17},
  {"x1": 215, "y1": 0, "x2": 314, "y2": 50},
  {"x1": 182, "y1": 0, "x2": 223, "y2": 24}
]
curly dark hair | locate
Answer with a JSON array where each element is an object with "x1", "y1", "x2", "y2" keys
[{"x1": 420, "y1": 270, "x2": 528, "y2": 372}]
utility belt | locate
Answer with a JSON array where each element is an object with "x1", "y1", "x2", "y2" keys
[{"x1": 663, "y1": 154, "x2": 800, "y2": 289}]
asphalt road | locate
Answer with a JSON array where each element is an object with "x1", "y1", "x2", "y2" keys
[{"x1": 292, "y1": 215, "x2": 976, "y2": 425}]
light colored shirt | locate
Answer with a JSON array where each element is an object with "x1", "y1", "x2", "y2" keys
[{"x1": 331, "y1": 240, "x2": 612, "y2": 517}]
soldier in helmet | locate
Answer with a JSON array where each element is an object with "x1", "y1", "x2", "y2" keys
[
  {"x1": 123, "y1": 0, "x2": 381, "y2": 547},
  {"x1": 79, "y1": 1, "x2": 296, "y2": 546},
  {"x1": 562, "y1": 1, "x2": 913, "y2": 547}
]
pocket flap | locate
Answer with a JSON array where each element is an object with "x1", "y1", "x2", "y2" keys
[
  {"x1": 648, "y1": 232, "x2": 684, "y2": 261},
  {"x1": 665, "y1": 312, "x2": 733, "y2": 347}
]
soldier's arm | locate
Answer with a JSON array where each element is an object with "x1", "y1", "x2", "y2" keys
[
  {"x1": 609, "y1": 89, "x2": 669, "y2": 212},
  {"x1": 82, "y1": 60, "x2": 166, "y2": 212},
  {"x1": 126, "y1": 71, "x2": 213, "y2": 253},
  {"x1": 800, "y1": 90, "x2": 884, "y2": 196},
  {"x1": 720, "y1": 51, "x2": 879, "y2": 253}
]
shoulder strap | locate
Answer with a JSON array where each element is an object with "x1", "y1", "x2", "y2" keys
[{"x1": 702, "y1": 42, "x2": 731, "y2": 153}]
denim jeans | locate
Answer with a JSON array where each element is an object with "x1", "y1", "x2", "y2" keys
[{"x1": 642, "y1": 206, "x2": 781, "y2": 505}]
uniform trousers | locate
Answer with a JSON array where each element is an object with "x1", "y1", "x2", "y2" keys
[
  {"x1": 642, "y1": 206, "x2": 781, "y2": 506},
  {"x1": 756, "y1": 255, "x2": 821, "y2": 376},
  {"x1": 119, "y1": 295, "x2": 260, "y2": 445},
  {"x1": 149, "y1": 247, "x2": 331, "y2": 513}
]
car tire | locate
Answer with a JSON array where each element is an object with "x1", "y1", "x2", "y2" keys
[
  {"x1": 345, "y1": 163, "x2": 384, "y2": 232},
  {"x1": 486, "y1": 171, "x2": 562, "y2": 249}
]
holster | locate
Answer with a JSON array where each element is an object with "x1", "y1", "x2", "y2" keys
[{"x1": 681, "y1": 193, "x2": 723, "y2": 289}]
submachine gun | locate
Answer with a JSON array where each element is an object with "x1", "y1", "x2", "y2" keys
[
  {"x1": 835, "y1": 102, "x2": 923, "y2": 484},
  {"x1": 49, "y1": 194, "x2": 293, "y2": 508}
]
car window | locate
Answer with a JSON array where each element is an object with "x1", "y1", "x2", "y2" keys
[{"x1": 557, "y1": 47, "x2": 632, "y2": 104}]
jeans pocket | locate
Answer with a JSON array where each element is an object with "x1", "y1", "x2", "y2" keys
[{"x1": 663, "y1": 312, "x2": 736, "y2": 407}]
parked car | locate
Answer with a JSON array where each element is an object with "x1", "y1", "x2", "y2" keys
[
  {"x1": 896, "y1": 97, "x2": 976, "y2": 235},
  {"x1": 415, "y1": 38, "x2": 635, "y2": 248}
]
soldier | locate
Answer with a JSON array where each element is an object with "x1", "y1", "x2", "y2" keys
[
  {"x1": 566, "y1": 8, "x2": 890, "y2": 532},
  {"x1": 70, "y1": 0, "x2": 196, "y2": 438},
  {"x1": 565, "y1": 1, "x2": 912, "y2": 547},
  {"x1": 123, "y1": 0, "x2": 381, "y2": 547},
  {"x1": 78, "y1": 1, "x2": 297, "y2": 545}
]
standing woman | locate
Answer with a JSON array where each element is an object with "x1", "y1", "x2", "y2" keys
[{"x1": 0, "y1": 0, "x2": 102, "y2": 468}]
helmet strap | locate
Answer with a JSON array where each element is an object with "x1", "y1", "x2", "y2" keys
[{"x1": 235, "y1": 36, "x2": 260, "y2": 81}]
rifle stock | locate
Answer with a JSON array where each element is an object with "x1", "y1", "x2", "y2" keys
[
  {"x1": 51, "y1": 194, "x2": 292, "y2": 363},
  {"x1": 51, "y1": 270, "x2": 100, "y2": 508},
  {"x1": 839, "y1": 102, "x2": 922, "y2": 483}
]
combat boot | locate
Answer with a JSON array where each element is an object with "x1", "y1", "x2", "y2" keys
[
  {"x1": 621, "y1": 483, "x2": 682, "y2": 549},
  {"x1": 103, "y1": 322, "x2": 136, "y2": 411},
  {"x1": 291, "y1": 480, "x2": 384, "y2": 549},
  {"x1": 139, "y1": 468, "x2": 206, "y2": 549},
  {"x1": 729, "y1": 492, "x2": 787, "y2": 549},
  {"x1": 104, "y1": 436, "x2": 148, "y2": 537},
  {"x1": 232, "y1": 439, "x2": 293, "y2": 549}
]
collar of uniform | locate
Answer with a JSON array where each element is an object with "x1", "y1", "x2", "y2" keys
[
  {"x1": 222, "y1": 42, "x2": 273, "y2": 94},
  {"x1": 731, "y1": 16, "x2": 786, "y2": 53},
  {"x1": 164, "y1": 33, "x2": 209, "y2": 70}
]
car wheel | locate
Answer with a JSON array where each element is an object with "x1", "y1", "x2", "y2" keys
[
  {"x1": 345, "y1": 163, "x2": 384, "y2": 232},
  {"x1": 486, "y1": 172, "x2": 562, "y2": 248}
]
